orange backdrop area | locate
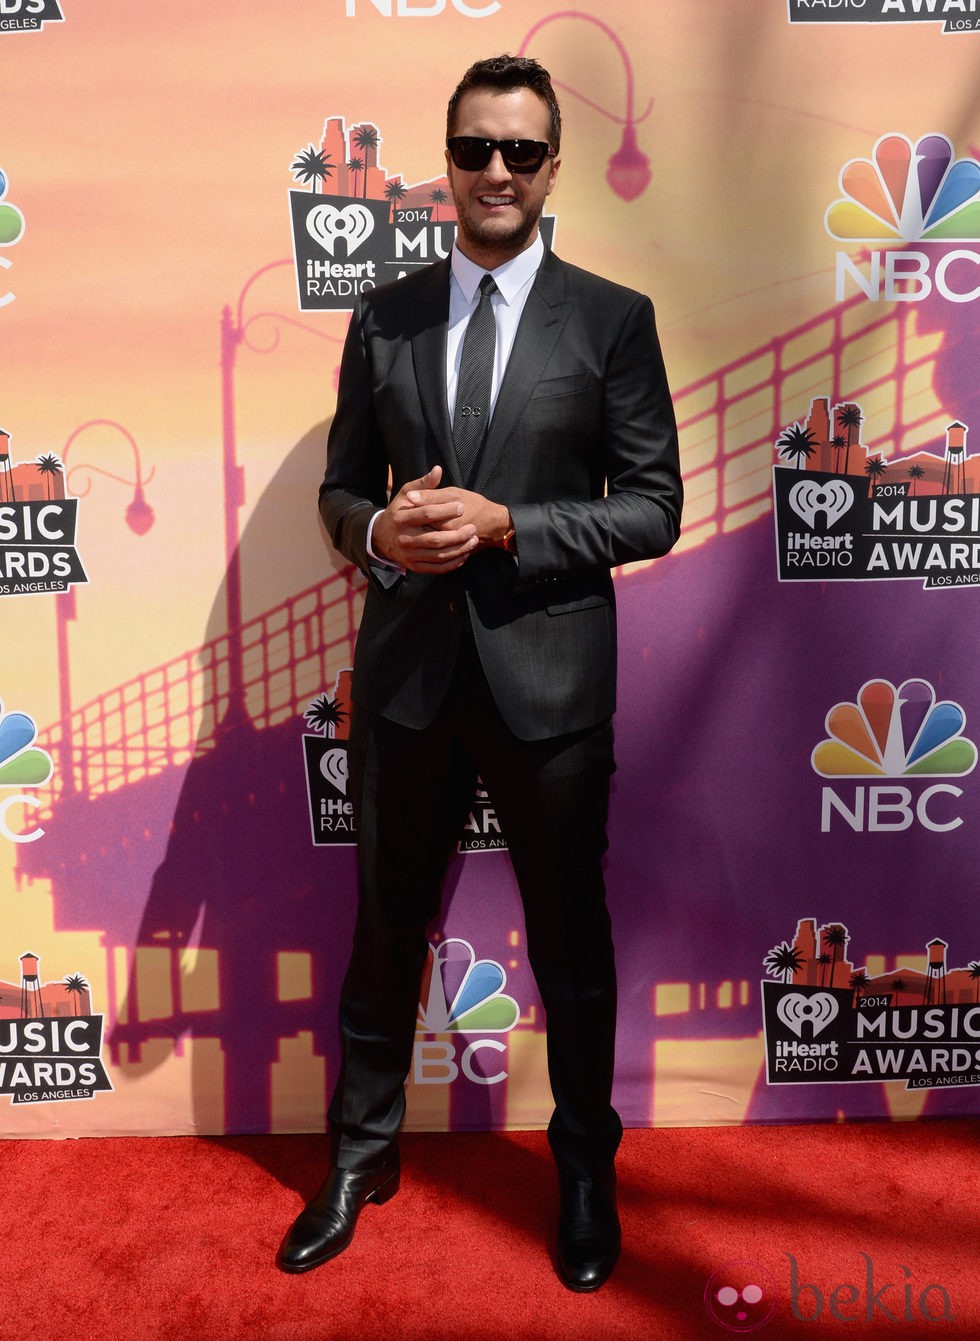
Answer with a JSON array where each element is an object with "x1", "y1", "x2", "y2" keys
[{"x1": 2, "y1": 1, "x2": 980, "y2": 1138}]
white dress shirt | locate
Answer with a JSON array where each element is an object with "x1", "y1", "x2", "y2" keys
[
  {"x1": 446, "y1": 235, "x2": 544, "y2": 422},
  {"x1": 367, "y1": 235, "x2": 546, "y2": 566}
]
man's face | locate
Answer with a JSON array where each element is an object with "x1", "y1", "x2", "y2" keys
[{"x1": 446, "y1": 86, "x2": 560, "y2": 268}]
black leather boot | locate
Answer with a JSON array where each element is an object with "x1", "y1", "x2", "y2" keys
[
  {"x1": 556, "y1": 1167, "x2": 621, "y2": 1292},
  {"x1": 276, "y1": 1154, "x2": 400, "y2": 1274}
]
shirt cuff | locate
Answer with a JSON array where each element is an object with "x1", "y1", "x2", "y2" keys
[{"x1": 366, "y1": 510, "x2": 405, "y2": 574}]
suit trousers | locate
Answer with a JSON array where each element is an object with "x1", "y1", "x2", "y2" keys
[{"x1": 328, "y1": 630, "x2": 623, "y2": 1178}]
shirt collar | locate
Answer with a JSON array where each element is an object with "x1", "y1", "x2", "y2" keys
[{"x1": 450, "y1": 234, "x2": 545, "y2": 305}]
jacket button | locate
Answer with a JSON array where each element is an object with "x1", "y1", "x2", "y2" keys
[{"x1": 448, "y1": 599, "x2": 459, "y2": 614}]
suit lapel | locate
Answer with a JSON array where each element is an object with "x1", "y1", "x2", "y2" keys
[
  {"x1": 473, "y1": 251, "x2": 572, "y2": 492},
  {"x1": 408, "y1": 260, "x2": 456, "y2": 477}
]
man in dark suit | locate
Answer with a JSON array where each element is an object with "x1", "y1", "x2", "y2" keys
[{"x1": 277, "y1": 54, "x2": 682, "y2": 1291}]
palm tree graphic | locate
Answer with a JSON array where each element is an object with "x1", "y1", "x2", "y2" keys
[
  {"x1": 429, "y1": 186, "x2": 448, "y2": 221},
  {"x1": 890, "y1": 977, "x2": 908, "y2": 1002},
  {"x1": 817, "y1": 952, "x2": 832, "y2": 987},
  {"x1": 865, "y1": 455, "x2": 888, "y2": 498},
  {"x1": 776, "y1": 423, "x2": 818, "y2": 470},
  {"x1": 347, "y1": 156, "x2": 363, "y2": 198},
  {"x1": 352, "y1": 126, "x2": 380, "y2": 197},
  {"x1": 63, "y1": 973, "x2": 90, "y2": 1016},
  {"x1": 822, "y1": 924, "x2": 848, "y2": 988},
  {"x1": 907, "y1": 463, "x2": 925, "y2": 497},
  {"x1": 35, "y1": 453, "x2": 63, "y2": 500},
  {"x1": 304, "y1": 694, "x2": 346, "y2": 737},
  {"x1": 836, "y1": 404, "x2": 863, "y2": 476},
  {"x1": 849, "y1": 969, "x2": 870, "y2": 1004},
  {"x1": 763, "y1": 941, "x2": 804, "y2": 984},
  {"x1": 831, "y1": 434, "x2": 847, "y2": 475},
  {"x1": 384, "y1": 178, "x2": 407, "y2": 222},
  {"x1": 968, "y1": 962, "x2": 980, "y2": 1003},
  {"x1": 291, "y1": 146, "x2": 334, "y2": 194}
]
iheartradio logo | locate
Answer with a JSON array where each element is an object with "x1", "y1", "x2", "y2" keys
[
  {"x1": 788, "y1": 479, "x2": 854, "y2": 530},
  {"x1": 319, "y1": 747, "x2": 348, "y2": 796},
  {"x1": 775, "y1": 992, "x2": 839, "y2": 1039},
  {"x1": 306, "y1": 202, "x2": 375, "y2": 256}
]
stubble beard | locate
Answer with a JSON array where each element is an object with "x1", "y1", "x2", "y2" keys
[{"x1": 454, "y1": 197, "x2": 544, "y2": 263}]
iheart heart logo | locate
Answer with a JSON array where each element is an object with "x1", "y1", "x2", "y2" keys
[
  {"x1": 776, "y1": 991, "x2": 839, "y2": 1039},
  {"x1": 319, "y1": 747, "x2": 348, "y2": 796},
  {"x1": 788, "y1": 479, "x2": 855, "y2": 529},
  {"x1": 306, "y1": 202, "x2": 374, "y2": 256}
]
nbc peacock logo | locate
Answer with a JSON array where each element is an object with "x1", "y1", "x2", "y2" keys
[
  {"x1": 417, "y1": 939, "x2": 519, "y2": 1034},
  {"x1": 826, "y1": 133, "x2": 980, "y2": 244},
  {"x1": 827, "y1": 133, "x2": 980, "y2": 302},
  {"x1": 0, "y1": 166, "x2": 25, "y2": 308},
  {"x1": 812, "y1": 678, "x2": 977, "y2": 779},
  {"x1": 0, "y1": 701, "x2": 52, "y2": 788},
  {"x1": 412, "y1": 939, "x2": 521, "y2": 1088},
  {"x1": 0, "y1": 698, "x2": 52, "y2": 844}
]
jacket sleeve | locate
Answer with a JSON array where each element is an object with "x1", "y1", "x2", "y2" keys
[
  {"x1": 317, "y1": 300, "x2": 395, "y2": 588},
  {"x1": 507, "y1": 292, "x2": 682, "y2": 582}
]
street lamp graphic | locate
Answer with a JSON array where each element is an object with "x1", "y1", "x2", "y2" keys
[
  {"x1": 519, "y1": 10, "x2": 653, "y2": 202},
  {"x1": 56, "y1": 419, "x2": 155, "y2": 794},
  {"x1": 63, "y1": 420, "x2": 155, "y2": 535}
]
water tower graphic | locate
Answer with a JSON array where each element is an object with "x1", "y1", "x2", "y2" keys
[
  {"x1": 0, "y1": 428, "x2": 14, "y2": 503},
  {"x1": 941, "y1": 423, "x2": 967, "y2": 495},
  {"x1": 20, "y1": 952, "x2": 44, "y2": 1018},
  {"x1": 923, "y1": 938, "x2": 948, "y2": 1007}
]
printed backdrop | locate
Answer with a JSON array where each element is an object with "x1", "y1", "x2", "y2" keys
[{"x1": 2, "y1": 0, "x2": 980, "y2": 1137}]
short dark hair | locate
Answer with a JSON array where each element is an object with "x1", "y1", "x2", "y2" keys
[{"x1": 446, "y1": 54, "x2": 562, "y2": 152}]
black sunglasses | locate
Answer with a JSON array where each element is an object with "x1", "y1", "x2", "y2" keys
[{"x1": 447, "y1": 137, "x2": 556, "y2": 175}]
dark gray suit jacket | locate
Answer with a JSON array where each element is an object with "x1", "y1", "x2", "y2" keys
[{"x1": 319, "y1": 249, "x2": 683, "y2": 741}]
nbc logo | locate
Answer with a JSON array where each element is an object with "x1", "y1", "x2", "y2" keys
[
  {"x1": 0, "y1": 167, "x2": 25, "y2": 309},
  {"x1": 412, "y1": 938, "x2": 520, "y2": 1087},
  {"x1": 814, "y1": 678, "x2": 976, "y2": 834},
  {"x1": 0, "y1": 697, "x2": 52, "y2": 844},
  {"x1": 827, "y1": 133, "x2": 980, "y2": 303}
]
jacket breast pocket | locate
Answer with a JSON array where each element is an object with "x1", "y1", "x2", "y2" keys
[
  {"x1": 546, "y1": 594, "x2": 609, "y2": 617},
  {"x1": 529, "y1": 372, "x2": 593, "y2": 401}
]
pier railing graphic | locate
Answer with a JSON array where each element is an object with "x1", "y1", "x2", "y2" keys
[
  {"x1": 34, "y1": 565, "x2": 363, "y2": 809},
  {"x1": 32, "y1": 290, "x2": 949, "y2": 806},
  {"x1": 673, "y1": 290, "x2": 943, "y2": 556}
]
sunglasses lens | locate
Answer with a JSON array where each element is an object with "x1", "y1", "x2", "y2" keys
[
  {"x1": 449, "y1": 139, "x2": 491, "y2": 170},
  {"x1": 449, "y1": 139, "x2": 549, "y2": 173},
  {"x1": 505, "y1": 141, "x2": 546, "y2": 171}
]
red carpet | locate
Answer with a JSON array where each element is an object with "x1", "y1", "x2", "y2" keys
[{"x1": 3, "y1": 1122, "x2": 978, "y2": 1338}]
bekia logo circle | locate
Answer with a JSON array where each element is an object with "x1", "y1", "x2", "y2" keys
[{"x1": 704, "y1": 1260, "x2": 778, "y2": 1332}]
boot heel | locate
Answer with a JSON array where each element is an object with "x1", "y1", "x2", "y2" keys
[{"x1": 371, "y1": 1167, "x2": 400, "y2": 1205}]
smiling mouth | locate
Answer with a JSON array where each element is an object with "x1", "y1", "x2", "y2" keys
[{"x1": 477, "y1": 195, "x2": 516, "y2": 208}]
